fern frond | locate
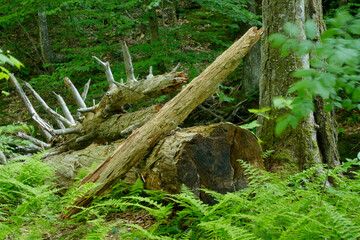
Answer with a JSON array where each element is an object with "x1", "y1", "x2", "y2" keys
[{"x1": 198, "y1": 218, "x2": 256, "y2": 240}]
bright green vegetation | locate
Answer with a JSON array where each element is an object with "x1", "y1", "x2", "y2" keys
[
  {"x1": 268, "y1": 11, "x2": 360, "y2": 135},
  {"x1": 1, "y1": 154, "x2": 359, "y2": 239}
]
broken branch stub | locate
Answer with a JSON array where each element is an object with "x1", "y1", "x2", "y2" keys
[
  {"x1": 121, "y1": 41, "x2": 136, "y2": 83},
  {"x1": 61, "y1": 27, "x2": 264, "y2": 219},
  {"x1": 92, "y1": 56, "x2": 116, "y2": 88},
  {"x1": 81, "y1": 79, "x2": 91, "y2": 100},
  {"x1": 64, "y1": 77, "x2": 86, "y2": 109}
]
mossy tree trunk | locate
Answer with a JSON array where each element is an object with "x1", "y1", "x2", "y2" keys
[{"x1": 258, "y1": 0, "x2": 339, "y2": 177}]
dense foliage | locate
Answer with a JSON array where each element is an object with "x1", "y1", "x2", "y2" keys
[
  {"x1": 268, "y1": 12, "x2": 360, "y2": 134},
  {"x1": 0, "y1": 0, "x2": 260, "y2": 112},
  {"x1": 0, "y1": 154, "x2": 359, "y2": 239}
]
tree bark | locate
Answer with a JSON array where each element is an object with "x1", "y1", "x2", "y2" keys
[
  {"x1": 61, "y1": 27, "x2": 263, "y2": 219},
  {"x1": 147, "y1": 2, "x2": 159, "y2": 42},
  {"x1": 241, "y1": 0, "x2": 261, "y2": 95},
  {"x1": 258, "y1": 0, "x2": 339, "y2": 177},
  {"x1": 38, "y1": 11, "x2": 65, "y2": 64}
]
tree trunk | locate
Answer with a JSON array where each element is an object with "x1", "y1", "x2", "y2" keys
[
  {"x1": 241, "y1": 0, "x2": 261, "y2": 95},
  {"x1": 148, "y1": 3, "x2": 159, "y2": 42},
  {"x1": 61, "y1": 27, "x2": 263, "y2": 219},
  {"x1": 38, "y1": 11, "x2": 65, "y2": 64},
  {"x1": 258, "y1": 0, "x2": 339, "y2": 177},
  {"x1": 171, "y1": 0, "x2": 179, "y2": 25}
]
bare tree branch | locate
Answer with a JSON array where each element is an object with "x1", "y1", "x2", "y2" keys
[
  {"x1": 17, "y1": 132, "x2": 51, "y2": 149},
  {"x1": 53, "y1": 92, "x2": 76, "y2": 124},
  {"x1": 121, "y1": 41, "x2": 136, "y2": 83},
  {"x1": 64, "y1": 77, "x2": 87, "y2": 109},
  {"x1": 54, "y1": 127, "x2": 81, "y2": 135},
  {"x1": 146, "y1": 66, "x2": 154, "y2": 79},
  {"x1": 78, "y1": 106, "x2": 96, "y2": 113},
  {"x1": 171, "y1": 62, "x2": 181, "y2": 72},
  {"x1": 9, "y1": 74, "x2": 53, "y2": 141},
  {"x1": 81, "y1": 79, "x2": 91, "y2": 101},
  {"x1": 92, "y1": 56, "x2": 116, "y2": 88},
  {"x1": 23, "y1": 81, "x2": 74, "y2": 128}
]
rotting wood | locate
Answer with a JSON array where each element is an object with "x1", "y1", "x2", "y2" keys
[{"x1": 61, "y1": 27, "x2": 263, "y2": 219}]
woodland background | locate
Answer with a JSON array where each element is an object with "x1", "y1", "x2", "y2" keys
[{"x1": 0, "y1": 0, "x2": 360, "y2": 239}]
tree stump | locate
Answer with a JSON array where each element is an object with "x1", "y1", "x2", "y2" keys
[{"x1": 130, "y1": 123, "x2": 264, "y2": 204}]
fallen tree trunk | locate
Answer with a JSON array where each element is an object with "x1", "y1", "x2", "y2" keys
[
  {"x1": 45, "y1": 123, "x2": 264, "y2": 202},
  {"x1": 61, "y1": 27, "x2": 263, "y2": 219}
]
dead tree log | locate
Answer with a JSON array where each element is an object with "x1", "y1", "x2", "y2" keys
[
  {"x1": 61, "y1": 27, "x2": 263, "y2": 219},
  {"x1": 44, "y1": 123, "x2": 264, "y2": 201}
]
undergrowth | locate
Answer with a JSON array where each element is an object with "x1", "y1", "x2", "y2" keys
[{"x1": 1, "y1": 154, "x2": 359, "y2": 239}]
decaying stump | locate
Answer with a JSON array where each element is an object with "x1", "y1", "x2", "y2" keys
[
  {"x1": 134, "y1": 123, "x2": 264, "y2": 204},
  {"x1": 44, "y1": 123, "x2": 264, "y2": 204}
]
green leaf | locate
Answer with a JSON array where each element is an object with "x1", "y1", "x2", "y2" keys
[
  {"x1": 293, "y1": 69, "x2": 317, "y2": 78},
  {"x1": 348, "y1": 19, "x2": 360, "y2": 35},
  {"x1": 312, "y1": 80, "x2": 330, "y2": 98},
  {"x1": 281, "y1": 39, "x2": 297, "y2": 57},
  {"x1": 1, "y1": 91, "x2": 9, "y2": 96},
  {"x1": 333, "y1": 101, "x2": 342, "y2": 108},
  {"x1": 0, "y1": 72, "x2": 9, "y2": 80},
  {"x1": 305, "y1": 20, "x2": 318, "y2": 39},
  {"x1": 0, "y1": 54, "x2": 13, "y2": 66},
  {"x1": 268, "y1": 33, "x2": 287, "y2": 47},
  {"x1": 9, "y1": 55, "x2": 24, "y2": 69},
  {"x1": 240, "y1": 120, "x2": 261, "y2": 130},
  {"x1": 318, "y1": 72, "x2": 336, "y2": 88},
  {"x1": 297, "y1": 40, "x2": 314, "y2": 56},
  {"x1": 273, "y1": 97, "x2": 293, "y2": 109},
  {"x1": 284, "y1": 22, "x2": 299, "y2": 37},
  {"x1": 275, "y1": 116, "x2": 289, "y2": 135},
  {"x1": 248, "y1": 107, "x2": 271, "y2": 119},
  {"x1": 352, "y1": 87, "x2": 360, "y2": 102},
  {"x1": 309, "y1": 58, "x2": 324, "y2": 68},
  {"x1": 0, "y1": 66, "x2": 9, "y2": 74},
  {"x1": 324, "y1": 104, "x2": 334, "y2": 112},
  {"x1": 342, "y1": 98, "x2": 353, "y2": 109},
  {"x1": 275, "y1": 115, "x2": 298, "y2": 135},
  {"x1": 329, "y1": 48, "x2": 358, "y2": 66}
]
